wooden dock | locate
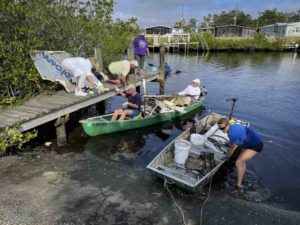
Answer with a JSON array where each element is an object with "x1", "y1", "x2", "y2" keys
[
  {"x1": 0, "y1": 72, "x2": 159, "y2": 143},
  {"x1": 149, "y1": 42, "x2": 199, "y2": 52}
]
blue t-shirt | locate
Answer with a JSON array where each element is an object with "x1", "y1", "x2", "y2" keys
[
  {"x1": 228, "y1": 124, "x2": 262, "y2": 147},
  {"x1": 127, "y1": 93, "x2": 142, "y2": 110}
]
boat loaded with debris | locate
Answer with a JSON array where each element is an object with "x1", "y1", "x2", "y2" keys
[
  {"x1": 147, "y1": 112, "x2": 249, "y2": 192},
  {"x1": 80, "y1": 95, "x2": 205, "y2": 136}
]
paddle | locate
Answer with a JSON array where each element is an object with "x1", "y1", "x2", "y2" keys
[{"x1": 226, "y1": 97, "x2": 238, "y2": 119}]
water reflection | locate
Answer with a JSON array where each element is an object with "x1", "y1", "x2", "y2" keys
[
  {"x1": 78, "y1": 52, "x2": 300, "y2": 210},
  {"x1": 83, "y1": 110, "x2": 203, "y2": 165}
]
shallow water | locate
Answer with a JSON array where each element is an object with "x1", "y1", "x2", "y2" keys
[{"x1": 76, "y1": 52, "x2": 300, "y2": 211}]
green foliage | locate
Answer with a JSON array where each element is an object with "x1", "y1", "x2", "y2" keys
[
  {"x1": 147, "y1": 37, "x2": 153, "y2": 45},
  {"x1": 202, "y1": 9, "x2": 300, "y2": 28},
  {"x1": 0, "y1": 126, "x2": 38, "y2": 154},
  {"x1": 0, "y1": 0, "x2": 138, "y2": 108},
  {"x1": 257, "y1": 9, "x2": 287, "y2": 27},
  {"x1": 212, "y1": 10, "x2": 255, "y2": 27},
  {"x1": 188, "y1": 32, "x2": 285, "y2": 50}
]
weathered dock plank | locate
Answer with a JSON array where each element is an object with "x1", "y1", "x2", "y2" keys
[
  {"x1": 0, "y1": 111, "x2": 30, "y2": 121},
  {"x1": 0, "y1": 72, "x2": 159, "y2": 132},
  {"x1": 16, "y1": 105, "x2": 50, "y2": 114}
]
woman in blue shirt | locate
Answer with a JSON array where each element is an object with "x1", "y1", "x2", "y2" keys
[{"x1": 217, "y1": 118, "x2": 264, "y2": 191}]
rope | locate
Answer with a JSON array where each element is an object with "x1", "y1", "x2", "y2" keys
[
  {"x1": 163, "y1": 179, "x2": 188, "y2": 225},
  {"x1": 199, "y1": 172, "x2": 214, "y2": 225}
]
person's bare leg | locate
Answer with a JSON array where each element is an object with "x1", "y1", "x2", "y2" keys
[
  {"x1": 86, "y1": 75, "x2": 94, "y2": 89},
  {"x1": 77, "y1": 75, "x2": 85, "y2": 92},
  {"x1": 107, "y1": 79, "x2": 121, "y2": 85},
  {"x1": 235, "y1": 149, "x2": 258, "y2": 187},
  {"x1": 120, "y1": 76, "x2": 128, "y2": 87},
  {"x1": 119, "y1": 110, "x2": 131, "y2": 121},
  {"x1": 111, "y1": 109, "x2": 123, "y2": 121}
]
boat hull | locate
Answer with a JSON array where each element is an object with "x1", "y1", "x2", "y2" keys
[
  {"x1": 80, "y1": 97, "x2": 205, "y2": 136},
  {"x1": 147, "y1": 113, "x2": 228, "y2": 192}
]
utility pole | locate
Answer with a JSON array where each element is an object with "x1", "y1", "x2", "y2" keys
[
  {"x1": 181, "y1": 4, "x2": 184, "y2": 28},
  {"x1": 234, "y1": 0, "x2": 238, "y2": 26}
]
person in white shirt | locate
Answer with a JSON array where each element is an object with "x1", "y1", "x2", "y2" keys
[
  {"x1": 178, "y1": 78, "x2": 201, "y2": 103},
  {"x1": 62, "y1": 57, "x2": 98, "y2": 96}
]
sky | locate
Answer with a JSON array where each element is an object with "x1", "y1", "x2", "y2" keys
[{"x1": 113, "y1": 0, "x2": 300, "y2": 27}]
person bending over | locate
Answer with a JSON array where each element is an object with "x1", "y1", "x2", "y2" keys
[
  {"x1": 217, "y1": 118, "x2": 264, "y2": 192},
  {"x1": 111, "y1": 84, "x2": 142, "y2": 121},
  {"x1": 105, "y1": 60, "x2": 139, "y2": 87},
  {"x1": 62, "y1": 57, "x2": 99, "y2": 96}
]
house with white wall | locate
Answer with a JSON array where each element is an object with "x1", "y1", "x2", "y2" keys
[{"x1": 259, "y1": 22, "x2": 300, "y2": 37}]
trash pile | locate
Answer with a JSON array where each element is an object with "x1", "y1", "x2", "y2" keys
[{"x1": 143, "y1": 95, "x2": 191, "y2": 116}]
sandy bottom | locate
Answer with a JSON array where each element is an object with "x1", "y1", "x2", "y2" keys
[{"x1": 0, "y1": 148, "x2": 299, "y2": 225}]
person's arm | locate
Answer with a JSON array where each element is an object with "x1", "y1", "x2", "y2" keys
[
  {"x1": 126, "y1": 95, "x2": 141, "y2": 109},
  {"x1": 227, "y1": 144, "x2": 238, "y2": 158},
  {"x1": 126, "y1": 102, "x2": 139, "y2": 109},
  {"x1": 133, "y1": 37, "x2": 137, "y2": 47},
  {"x1": 145, "y1": 38, "x2": 149, "y2": 56},
  {"x1": 178, "y1": 86, "x2": 190, "y2": 96},
  {"x1": 119, "y1": 92, "x2": 127, "y2": 97}
]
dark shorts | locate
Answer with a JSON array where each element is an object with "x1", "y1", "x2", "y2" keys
[
  {"x1": 129, "y1": 109, "x2": 140, "y2": 118},
  {"x1": 108, "y1": 73, "x2": 119, "y2": 80},
  {"x1": 245, "y1": 142, "x2": 264, "y2": 153}
]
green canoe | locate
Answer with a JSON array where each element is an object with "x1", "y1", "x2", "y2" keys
[{"x1": 80, "y1": 96, "x2": 205, "y2": 136}]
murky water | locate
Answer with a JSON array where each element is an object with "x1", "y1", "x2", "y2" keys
[{"x1": 74, "y1": 52, "x2": 300, "y2": 211}]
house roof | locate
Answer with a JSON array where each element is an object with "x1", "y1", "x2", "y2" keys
[
  {"x1": 145, "y1": 25, "x2": 172, "y2": 29},
  {"x1": 214, "y1": 25, "x2": 244, "y2": 28},
  {"x1": 259, "y1": 23, "x2": 288, "y2": 28}
]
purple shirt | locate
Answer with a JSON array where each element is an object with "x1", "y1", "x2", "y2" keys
[{"x1": 133, "y1": 36, "x2": 148, "y2": 56}]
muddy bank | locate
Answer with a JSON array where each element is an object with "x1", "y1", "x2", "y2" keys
[{"x1": 0, "y1": 149, "x2": 299, "y2": 225}]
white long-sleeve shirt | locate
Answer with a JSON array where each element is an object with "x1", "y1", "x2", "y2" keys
[
  {"x1": 178, "y1": 85, "x2": 201, "y2": 100},
  {"x1": 62, "y1": 57, "x2": 92, "y2": 77}
]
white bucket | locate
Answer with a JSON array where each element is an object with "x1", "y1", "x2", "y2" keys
[
  {"x1": 190, "y1": 134, "x2": 206, "y2": 148},
  {"x1": 174, "y1": 140, "x2": 191, "y2": 165}
]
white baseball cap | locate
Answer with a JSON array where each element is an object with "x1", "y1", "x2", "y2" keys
[
  {"x1": 192, "y1": 78, "x2": 201, "y2": 84},
  {"x1": 130, "y1": 60, "x2": 139, "y2": 67}
]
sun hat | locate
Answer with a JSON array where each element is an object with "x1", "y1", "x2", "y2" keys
[
  {"x1": 139, "y1": 30, "x2": 146, "y2": 35},
  {"x1": 192, "y1": 78, "x2": 201, "y2": 84},
  {"x1": 125, "y1": 84, "x2": 136, "y2": 91},
  {"x1": 130, "y1": 60, "x2": 139, "y2": 67}
]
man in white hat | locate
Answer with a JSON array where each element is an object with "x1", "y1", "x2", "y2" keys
[
  {"x1": 104, "y1": 60, "x2": 139, "y2": 87},
  {"x1": 111, "y1": 84, "x2": 142, "y2": 121},
  {"x1": 178, "y1": 78, "x2": 201, "y2": 103}
]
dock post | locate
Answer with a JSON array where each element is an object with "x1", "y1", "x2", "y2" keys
[
  {"x1": 159, "y1": 44, "x2": 165, "y2": 95},
  {"x1": 94, "y1": 44, "x2": 103, "y2": 72},
  {"x1": 127, "y1": 43, "x2": 135, "y2": 60},
  {"x1": 54, "y1": 114, "x2": 70, "y2": 146}
]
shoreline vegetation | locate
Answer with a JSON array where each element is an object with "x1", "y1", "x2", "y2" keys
[
  {"x1": 0, "y1": 0, "x2": 299, "y2": 154},
  {"x1": 147, "y1": 32, "x2": 300, "y2": 52},
  {"x1": 0, "y1": 0, "x2": 139, "y2": 154}
]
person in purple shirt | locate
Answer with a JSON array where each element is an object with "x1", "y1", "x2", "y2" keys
[
  {"x1": 217, "y1": 118, "x2": 264, "y2": 192},
  {"x1": 133, "y1": 30, "x2": 149, "y2": 72}
]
